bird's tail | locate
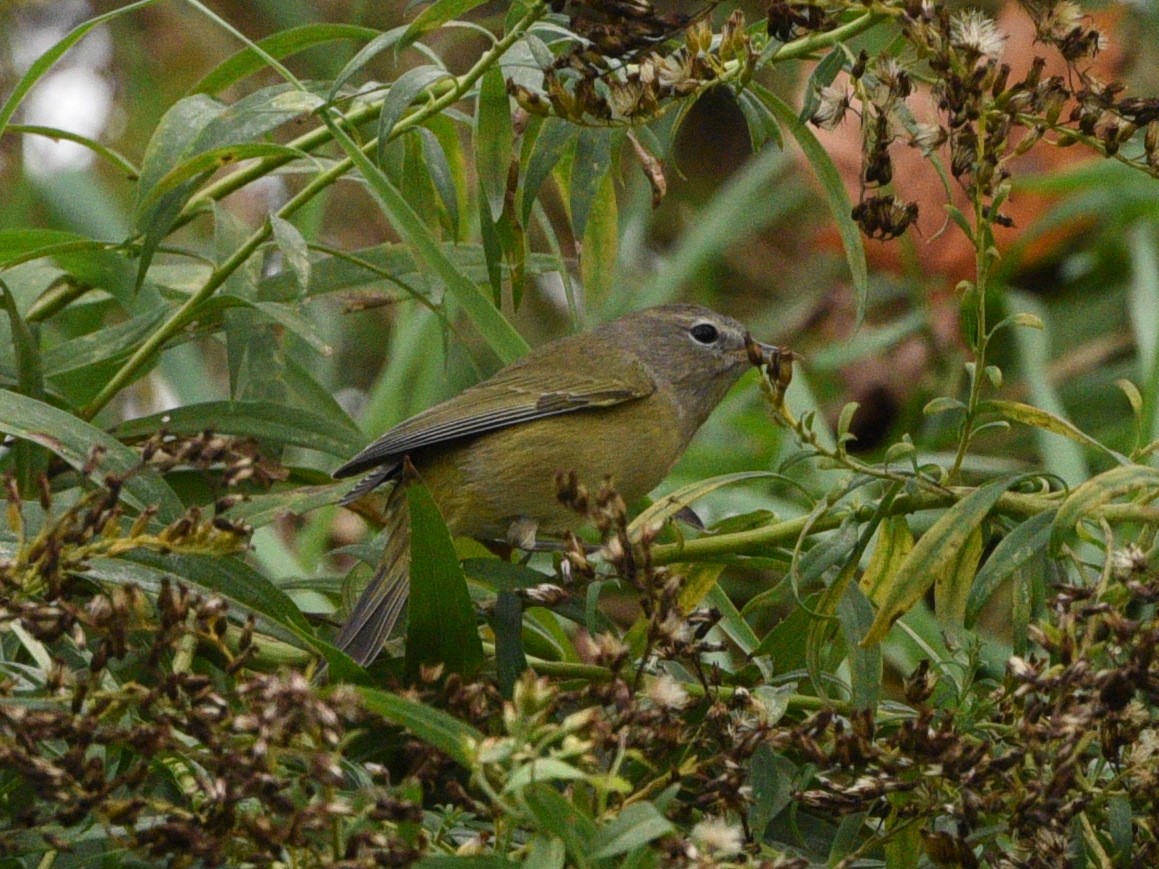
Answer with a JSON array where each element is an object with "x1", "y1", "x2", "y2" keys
[{"x1": 334, "y1": 482, "x2": 410, "y2": 665}]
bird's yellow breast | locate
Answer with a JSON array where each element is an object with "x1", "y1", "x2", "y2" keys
[{"x1": 414, "y1": 394, "x2": 687, "y2": 540}]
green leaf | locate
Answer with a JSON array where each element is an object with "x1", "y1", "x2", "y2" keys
[
  {"x1": 747, "y1": 745, "x2": 795, "y2": 840},
  {"x1": 705, "y1": 582, "x2": 760, "y2": 656},
  {"x1": 923, "y1": 396, "x2": 966, "y2": 416},
  {"x1": 859, "y1": 515, "x2": 913, "y2": 606},
  {"x1": 476, "y1": 65, "x2": 514, "y2": 223},
  {"x1": 0, "y1": 390, "x2": 183, "y2": 521},
  {"x1": 405, "y1": 480, "x2": 485, "y2": 677},
  {"x1": 357, "y1": 686, "x2": 483, "y2": 768},
  {"x1": 1050, "y1": 465, "x2": 1159, "y2": 556},
  {"x1": 109, "y1": 400, "x2": 363, "y2": 457},
  {"x1": 1006, "y1": 290, "x2": 1089, "y2": 486},
  {"x1": 7, "y1": 123, "x2": 139, "y2": 177},
  {"x1": 327, "y1": 26, "x2": 408, "y2": 101},
  {"x1": 524, "y1": 784, "x2": 597, "y2": 869},
  {"x1": 737, "y1": 89, "x2": 782, "y2": 152},
  {"x1": 223, "y1": 482, "x2": 352, "y2": 529},
  {"x1": 243, "y1": 299, "x2": 332, "y2": 357},
  {"x1": 380, "y1": 66, "x2": 451, "y2": 150},
  {"x1": 117, "y1": 550, "x2": 312, "y2": 637},
  {"x1": 521, "y1": 117, "x2": 576, "y2": 226},
  {"x1": 580, "y1": 170, "x2": 618, "y2": 307},
  {"x1": 191, "y1": 23, "x2": 379, "y2": 95},
  {"x1": 753, "y1": 84, "x2": 869, "y2": 327},
  {"x1": 523, "y1": 835, "x2": 567, "y2": 869},
  {"x1": 504, "y1": 758, "x2": 587, "y2": 793},
  {"x1": 0, "y1": 279, "x2": 47, "y2": 490},
  {"x1": 837, "y1": 583, "x2": 881, "y2": 710},
  {"x1": 861, "y1": 475, "x2": 1025, "y2": 646},
  {"x1": 980, "y1": 399, "x2": 1126, "y2": 464},
  {"x1": 569, "y1": 127, "x2": 613, "y2": 241},
  {"x1": 966, "y1": 510, "x2": 1055, "y2": 626},
  {"x1": 401, "y1": 0, "x2": 492, "y2": 50},
  {"x1": 933, "y1": 525, "x2": 983, "y2": 633},
  {"x1": 493, "y1": 590, "x2": 527, "y2": 697},
  {"x1": 269, "y1": 215, "x2": 311, "y2": 295},
  {"x1": 135, "y1": 86, "x2": 324, "y2": 288},
  {"x1": 629, "y1": 471, "x2": 778, "y2": 540},
  {"x1": 326, "y1": 115, "x2": 529, "y2": 363},
  {"x1": 419, "y1": 127, "x2": 461, "y2": 238},
  {"x1": 137, "y1": 142, "x2": 304, "y2": 216},
  {"x1": 590, "y1": 802, "x2": 675, "y2": 860},
  {"x1": 42, "y1": 308, "x2": 168, "y2": 377}
]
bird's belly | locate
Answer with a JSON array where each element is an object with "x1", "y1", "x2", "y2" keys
[{"x1": 417, "y1": 401, "x2": 685, "y2": 540}]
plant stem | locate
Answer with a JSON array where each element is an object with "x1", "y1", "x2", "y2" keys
[
  {"x1": 947, "y1": 116, "x2": 995, "y2": 483},
  {"x1": 649, "y1": 487, "x2": 1159, "y2": 566}
]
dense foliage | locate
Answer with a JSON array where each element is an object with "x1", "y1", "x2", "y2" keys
[{"x1": 3, "y1": 0, "x2": 1159, "y2": 866}]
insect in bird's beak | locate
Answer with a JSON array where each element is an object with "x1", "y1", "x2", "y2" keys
[{"x1": 743, "y1": 333, "x2": 797, "y2": 392}]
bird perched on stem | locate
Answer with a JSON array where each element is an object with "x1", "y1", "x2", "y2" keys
[{"x1": 333, "y1": 303, "x2": 780, "y2": 665}]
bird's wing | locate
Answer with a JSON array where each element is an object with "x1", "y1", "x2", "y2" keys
[{"x1": 333, "y1": 344, "x2": 656, "y2": 479}]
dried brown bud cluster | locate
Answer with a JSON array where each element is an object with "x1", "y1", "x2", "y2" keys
[
  {"x1": 140, "y1": 428, "x2": 289, "y2": 488},
  {"x1": 512, "y1": 4, "x2": 756, "y2": 126},
  {"x1": 778, "y1": 541, "x2": 1159, "y2": 866},
  {"x1": 789, "y1": 0, "x2": 1159, "y2": 240}
]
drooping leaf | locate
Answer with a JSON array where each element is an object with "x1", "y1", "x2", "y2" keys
[
  {"x1": 1050, "y1": 465, "x2": 1159, "y2": 556},
  {"x1": 405, "y1": 480, "x2": 485, "y2": 677},
  {"x1": 861, "y1": 475, "x2": 1025, "y2": 646},
  {"x1": 327, "y1": 116, "x2": 529, "y2": 363},
  {"x1": 192, "y1": 23, "x2": 379, "y2": 95},
  {"x1": 0, "y1": 390, "x2": 183, "y2": 521},
  {"x1": 966, "y1": 510, "x2": 1055, "y2": 626},
  {"x1": 357, "y1": 686, "x2": 483, "y2": 768},
  {"x1": 400, "y1": 0, "x2": 492, "y2": 50},
  {"x1": 753, "y1": 84, "x2": 869, "y2": 328},
  {"x1": 590, "y1": 802, "x2": 675, "y2": 860},
  {"x1": 476, "y1": 65, "x2": 514, "y2": 223}
]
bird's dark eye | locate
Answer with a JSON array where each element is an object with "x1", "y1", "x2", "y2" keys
[{"x1": 689, "y1": 322, "x2": 719, "y2": 344}]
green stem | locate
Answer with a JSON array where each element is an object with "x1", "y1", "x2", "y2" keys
[
  {"x1": 81, "y1": 3, "x2": 548, "y2": 420},
  {"x1": 947, "y1": 114, "x2": 995, "y2": 483},
  {"x1": 649, "y1": 488, "x2": 1159, "y2": 567},
  {"x1": 764, "y1": 9, "x2": 891, "y2": 64}
]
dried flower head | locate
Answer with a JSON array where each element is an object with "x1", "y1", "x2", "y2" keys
[
  {"x1": 950, "y1": 9, "x2": 1007, "y2": 62},
  {"x1": 689, "y1": 816, "x2": 744, "y2": 856}
]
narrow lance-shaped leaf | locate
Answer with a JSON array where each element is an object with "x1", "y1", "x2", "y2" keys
[
  {"x1": 753, "y1": 83, "x2": 869, "y2": 327},
  {"x1": 569, "y1": 127, "x2": 612, "y2": 241},
  {"x1": 859, "y1": 514, "x2": 913, "y2": 606},
  {"x1": 356, "y1": 686, "x2": 483, "y2": 769},
  {"x1": 934, "y1": 525, "x2": 984, "y2": 634},
  {"x1": 405, "y1": 480, "x2": 485, "y2": 677},
  {"x1": 861, "y1": 474, "x2": 1027, "y2": 647},
  {"x1": 0, "y1": 390, "x2": 184, "y2": 522},
  {"x1": 326, "y1": 114, "x2": 529, "y2": 363},
  {"x1": 966, "y1": 510, "x2": 1055, "y2": 626},
  {"x1": 1050, "y1": 465, "x2": 1159, "y2": 556},
  {"x1": 476, "y1": 65, "x2": 514, "y2": 223},
  {"x1": 193, "y1": 23, "x2": 380, "y2": 96},
  {"x1": 1, "y1": 279, "x2": 47, "y2": 490},
  {"x1": 400, "y1": 0, "x2": 492, "y2": 51}
]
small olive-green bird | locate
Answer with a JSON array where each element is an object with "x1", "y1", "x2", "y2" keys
[{"x1": 332, "y1": 303, "x2": 776, "y2": 665}]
